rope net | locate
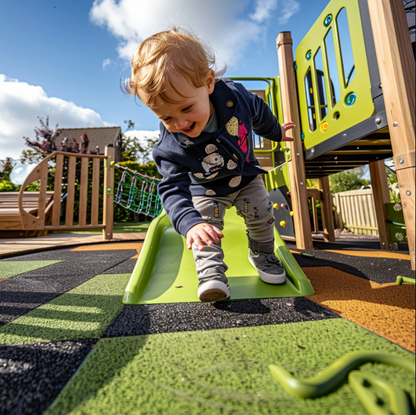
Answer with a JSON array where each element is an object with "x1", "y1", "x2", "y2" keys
[{"x1": 114, "y1": 164, "x2": 162, "y2": 218}]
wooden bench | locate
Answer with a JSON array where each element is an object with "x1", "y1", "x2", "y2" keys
[{"x1": 0, "y1": 191, "x2": 54, "y2": 237}]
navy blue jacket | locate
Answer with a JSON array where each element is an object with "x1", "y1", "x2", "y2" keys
[{"x1": 152, "y1": 78, "x2": 283, "y2": 237}]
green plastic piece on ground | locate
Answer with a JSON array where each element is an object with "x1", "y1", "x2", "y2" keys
[
  {"x1": 301, "y1": 253, "x2": 315, "y2": 259},
  {"x1": 123, "y1": 209, "x2": 314, "y2": 305},
  {"x1": 396, "y1": 276, "x2": 416, "y2": 286},
  {"x1": 349, "y1": 370, "x2": 413, "y2": 415},
  {"x1": 269, "y1": 351, "x2": 415, "y2": 399}
]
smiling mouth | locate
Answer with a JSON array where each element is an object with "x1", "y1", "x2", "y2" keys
[{"x1": 182, "y1": 122, "x2": 196, "y2": 134}]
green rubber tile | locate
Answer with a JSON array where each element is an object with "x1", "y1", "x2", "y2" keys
[
  {"x1": 0, "y1": 260, "x2": 63, "y2": 279},
  {"x1": 0, "y1": 274, "x2": 130, "y2": 345},
  {"x1": 45, "y1": 319, "x2": 415, "y2": 415}
]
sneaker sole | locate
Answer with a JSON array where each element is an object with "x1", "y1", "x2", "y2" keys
[
  {"x1": 198, "y1": 280, "x2": 230, "y2": 302},
  {"x1": 199, "y1": 288, "x2": 229, "y2": 303},
  {"x1": 248, "y1": 255, "x2": 286, "y2": 285}
]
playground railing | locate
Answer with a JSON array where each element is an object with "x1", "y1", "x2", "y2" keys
[{"x1": 18, "y1": 146, "x2": 115, "y2": 240}]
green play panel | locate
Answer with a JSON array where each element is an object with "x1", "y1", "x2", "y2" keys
[
  {"x1": 123, "y1": 210, "x2": 314, "y2": 304},
  {"x1": 0, "y1": 260, "x2": 63, "y2": 279},
  {"x1": 0, "y1": 273, "x2": 130, "y2": 345},
  {"x1": 45, "y1": 319, "x2": 415, "y2": 415}
]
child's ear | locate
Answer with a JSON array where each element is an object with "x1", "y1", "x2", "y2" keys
[{"x1": 206, "y1": 69, "x2": 216, "y2": 94}]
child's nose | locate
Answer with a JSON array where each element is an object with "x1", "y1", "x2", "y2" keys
[{"x1": 174, "y1": 117, "x2": 188, "y2": 130}]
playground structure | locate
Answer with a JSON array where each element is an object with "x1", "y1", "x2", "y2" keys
[{"x1": 253, "y1": 0, "x2": 414, "y2": 267}]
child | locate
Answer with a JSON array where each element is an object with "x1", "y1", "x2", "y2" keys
[{"x1": 125, "y1": 28, "x2": 295, "y2": 302}]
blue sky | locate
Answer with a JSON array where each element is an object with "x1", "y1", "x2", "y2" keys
[{"x1": 1, "y1": 0, "x2": 331, "y2": 159}]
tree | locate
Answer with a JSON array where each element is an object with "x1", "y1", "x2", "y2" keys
[
  {"x1": 121, "y1": 120, "x2": 159, "y2": 163},
  {"x1": 23, "y1": 116, "x2": 97, "y2": 159},
  {"x1": 329, "y1": 167, "x2": 370, "y2": 194},
  {"x1": 23, "y1": 116, "x2": 59, "y2": 158}
]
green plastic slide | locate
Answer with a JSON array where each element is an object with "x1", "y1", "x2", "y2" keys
[{"x1": 123, "y1": 208, "x2": 314, "y2": 304}]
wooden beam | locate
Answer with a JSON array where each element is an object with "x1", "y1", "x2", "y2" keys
[
  {"x1": 367, "y1": 0, "x2": 415, "y2": 269},
  {"x1": 369, "y1": 160, "x2": 391, "y2": 250},
  {"x1": 103, "y1": 146, "x2": 115, "y2": 240},
  {"x1": 307, "y1": 188, "x2": 323, "y2": 201},
  {"x1": 319, "y1": 177, "x2": 335, "y2": 242},
  {"x1": 276, "y1": 32, "x2": 313, "y2": 250}
]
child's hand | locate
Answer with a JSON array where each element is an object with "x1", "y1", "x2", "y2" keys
[
  {"x1": 186, "y1": 223, "x2": 224, "y2": 251},
  {"x1": 282, "y1": 122, "x2": 296, "y2": 142}
]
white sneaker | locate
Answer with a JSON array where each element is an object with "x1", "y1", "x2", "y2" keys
[
  {"x1": 198, "y1": 280, "x2": 230, "y2": 302},
  {"x1": 249, "y1": 250, "x2": 286, "y2": 284}
]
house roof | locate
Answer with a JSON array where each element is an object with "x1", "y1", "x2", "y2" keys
[{"x1": 55, "y1": 127, "x2": 121, "y2": 154}]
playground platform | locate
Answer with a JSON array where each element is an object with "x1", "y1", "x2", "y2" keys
[
  {"x1": 0, "y1": 231, "x2": 147, "y2": 258},
  {"x1": 0, "y1": 231, "x2": 414, "y2": 415}
]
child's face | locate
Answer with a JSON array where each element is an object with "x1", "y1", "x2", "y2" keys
[{"x1": 138, "y1": 70, "x2": 215, "y2": 138}]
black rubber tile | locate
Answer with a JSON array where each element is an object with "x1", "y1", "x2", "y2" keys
[
  {"x1": 0, "y1": 251, "x2": 135, "y2": 327},
  {"x1": 102, "y1": 259, "x2": 137, "y2": 274},
  {"x1": 286, "y1": 243, "x2": 415, "y2": 284},
  {"x1": 104, "y1": 297, "x2": 340, "y2": 338},
  {"x1": 1, "y1": 247, "x2": 81, "y2": 261},
  {"x1": 0, "y1": 339, "x2": 95, "y2": 415}
]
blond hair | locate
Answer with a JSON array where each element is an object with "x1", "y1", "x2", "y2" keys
[{"x1": 124, "y1": 28, "x2": 225, "y2": 106}]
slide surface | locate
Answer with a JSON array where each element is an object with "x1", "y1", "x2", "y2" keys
[{"x1": 123, "y1": 209, "x2": 314, "y2": 304}]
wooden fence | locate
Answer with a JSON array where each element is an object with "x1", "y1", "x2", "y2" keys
[
  {"x1": 332, "y1": 189, "x2": 379, "y2": 236},
  {"x1": 16, "y1": 147, "x2": 115, "y2": 239}
]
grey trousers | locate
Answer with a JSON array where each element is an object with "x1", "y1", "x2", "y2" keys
[{"x1": 192, "y1": 175, "x2": 275, "y2": 285}]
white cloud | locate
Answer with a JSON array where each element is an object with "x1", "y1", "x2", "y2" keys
[
  {"x1": 123, "y1": 129, "x2": 160, "y2": 144},
  {"x1": 250, "y1": 0, "x2": 278, "y2": 23},
  {"x1": 279, "y1": 0, "x2": 300, "y2": 24},
  {"x1": 0, "y1": 75, "x2": 109, "y2": 159},
  {"x1": 102, "y1": 58, "x2": 113, "y2": 70},
  {"x1": 89, "y1": 0, "x2": 300, "y2": 69}
]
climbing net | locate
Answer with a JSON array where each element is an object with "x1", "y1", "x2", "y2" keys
[{"x1": 114, "y1": 164, "x2": 162, "y2": 218}]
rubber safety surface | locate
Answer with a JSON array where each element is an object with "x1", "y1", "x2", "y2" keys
[{"x1": 45, "y1": 320, "x2": 415, "y2": 415}]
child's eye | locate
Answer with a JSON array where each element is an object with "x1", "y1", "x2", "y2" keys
[
  {"x1": 182, "y1": 105, "x2": 193, "y2": 112},
  {"x1": 162, "y1": 117, "x2": 171, "y2": 122}
]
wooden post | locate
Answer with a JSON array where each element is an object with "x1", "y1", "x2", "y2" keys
[
  {"x1": 367, "y1": 0, "x2": 415, "y2": 268},
  {"x1": 311, "y1": 196, "x2": 319, "y2": 234},
  {"x1": 277, "y1": 31, "x2": 313, "y2": 250},
  {"x1": 369, "y1": 160, "x2": 391, "y2": 250},
  {"x1": 103, "y1": 145, "x2": 115, "y2": 240},
  {"x1": 51, "y1": 154, "x2": 64, "y2": 227},
  {"x1": 334, "y1": 193, "x2": 342, "y2": 229},
  {"x1": 319, "y1": 176, "x2": 335, "y2": 242}
]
